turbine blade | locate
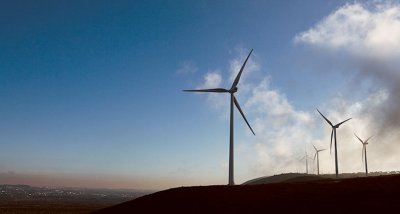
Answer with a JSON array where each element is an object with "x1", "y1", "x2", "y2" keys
[
  {"x1": 183, "y1": 88, "x2": 229, "y2": 93},
  {"x1": 319, "y1": 149, "x2": 327, "y2": 152},
  {"x1": 354, "y1": 133, "x2": 364, "y2": 144},
  {"x1": 330, "y1": 129, "x2": 333, "y2": 154},
  {"x1": 312, "y1": 144, "x2": 317, "y2": 151},
  {"x1": 316, "y1": 109, "x2": 333, "y2": 126},
  {"x1": 233, "y1": 95, "x2": 255, "y2": 135},
  {"x1": 313, "y1": 152, "x2": 317, "y2": 163},
  {"x1": 231, "y1": 49, "x2": 253, "y2": 89},
  {"x1": 336, "y1": 118, "x2": 352, "y2": 127},
  {"x1": 365, "y1": 135, "x2": 374, "y2": 143}
]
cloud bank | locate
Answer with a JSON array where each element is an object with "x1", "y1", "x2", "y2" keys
[
  {"x1": 294, "y1": 2, "x2": 400, "y2": 61},
  {"x1": 295, "y1": 1, "x2": 400, "y2": 141}
]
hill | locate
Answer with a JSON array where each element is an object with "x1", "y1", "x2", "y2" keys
[
  {"x1": 94, "y1": 174, "x2": 400, "y2": 213},
  {"x1": 243, "y1": 171, "x2": 400, "y2": 185},
  {"x1": 242, "y1": 173, "x2": 327, "y2": 185}
]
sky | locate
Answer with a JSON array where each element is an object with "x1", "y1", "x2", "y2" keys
[{"x1": 1, "y1": 0, "x2": 400, "y2": 190}]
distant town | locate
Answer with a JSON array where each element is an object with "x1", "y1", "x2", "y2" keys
[{"x1": 0, "y1": 184, "x2": 153, "y2": 213}]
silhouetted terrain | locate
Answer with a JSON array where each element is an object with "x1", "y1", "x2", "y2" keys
[
  {"x1": 243, "y1": 171, "x2": 400, "y2": 185},
  {"x1": 0, "y1": 185, "x2": 152, "y2": 214},
  {"x1": 94, "y1": 174, "x2": 400, "y2": 214},
  {"x1": 242, "y1": 173, "x2": 325, "y2": 185}
]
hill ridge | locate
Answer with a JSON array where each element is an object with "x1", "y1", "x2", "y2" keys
[{"x1": 94, "y1": 174, "x2": 400, "y2": 213}]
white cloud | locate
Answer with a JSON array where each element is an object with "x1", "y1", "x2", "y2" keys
[
  {"x1": 293, "y1": 1, "x2": 400, "y2": 174},
  {"x1": 196, "y1": 70, "x2": 228, "y2": 111},
  {"x1": 294, "y1": 1, "x2": 400, "y2": 65},
  {"x1": 296, "y1": 3, "x2": 399, "y2": 50},
  {"x1": 294, "y1": 1, "x2": 400, "y2": 134},
  {"x1": 176, "y1": 61, "x2": 198, "y2": 74},
  {"x1": 295, "y1": 3, "x2": 371, "y2": 50},
  {"x1": 241, "y1": 77, "x2": 318, "y2": 177},
  {"x1": 199, "y1": 71, "x2": 222, "y2": 89}
]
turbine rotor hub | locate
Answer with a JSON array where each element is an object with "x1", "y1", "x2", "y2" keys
[{"x1": 230, "y1": 87, "x2": 238, "y2": 93}]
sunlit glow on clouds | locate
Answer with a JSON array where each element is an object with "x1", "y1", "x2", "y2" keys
[{"x1": 294, "y1": 1, "x2": 400, "y2": 60}]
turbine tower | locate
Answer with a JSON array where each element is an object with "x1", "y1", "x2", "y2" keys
[
  {"x1": 183, "y1": 49, "x2": 255, "y2": 185},
  {"x1": 354, "y1": 133, "x2": 373, "y2": 176},
  {"x1": 317, "y1": 109, "x2": 351, "y2": 178},
  {"x1": 313, "y1": 145, "x2": 326, "y2": 175},
  {"x1": 300, "y1": 149, "x2": 312, "y2": 174}
]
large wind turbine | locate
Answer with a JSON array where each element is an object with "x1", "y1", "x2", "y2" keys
[
  {"x1": 354, "y1": 133, "x2": 373, "y2": 176},
  {"x1": 317, "y1": 109, "x2": 351, "y2": 178},
  {"x1": 300, "y1": 149, "x2": 312, "y2": 174},
  {"x1": 313, "y1": 145, "x2": 326, "y2": 175},
  {"x1": 183, "y1": 50, "x2": 255, "y2": 185}
]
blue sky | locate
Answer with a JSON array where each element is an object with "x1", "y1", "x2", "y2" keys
[{"x1": 1, "y1": 0, "x2": 400, "y2": 189}]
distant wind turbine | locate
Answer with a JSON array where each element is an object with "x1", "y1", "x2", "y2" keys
[
  {"x1": 300, "y1": 149, "x2": 312, "y2": 174},
  {"x1": 317, "y1": 109, "x2": 351, "y2": 178},
  {"x1": 354, "y1": 133, "x2": 373, "y2": 176},
  {"x1": 183, "y1": 49, "x2": 255, "y2": 185},
  {"x1": 313, "y1": 144, "x2": 326, "y2": 175}
]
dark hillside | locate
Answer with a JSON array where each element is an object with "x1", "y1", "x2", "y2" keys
[{"x1": 94, "y1": 174, "x2": 400, "y2": 213}]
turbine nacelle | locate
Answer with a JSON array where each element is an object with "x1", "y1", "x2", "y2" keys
[
  {"x1": 229, "y1": 86, "x2": 238, "y2": 94},
  {"x1": 354, "y1": 133, "x2": 373, "y2": 145},
  {"x1": 333, "y1": 119, "x2": 351, "y2": 128},
  {"x1": 316, "y1": 108, "x2": 352, "y2": 129},
  {"x1": 317, "y1": 108, "x2": 351, "y2": 154},
  {"x1": 331, "y1": 120, "x2": 351, "y2": 129}
]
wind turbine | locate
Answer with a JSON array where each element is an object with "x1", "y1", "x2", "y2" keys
[
  {"x1": 316, "y1": 109, "x2": 351, "y2": 178},
  {"x1": 300, "y1": 149, "x2": 312, "y2": 174},
  {"x1": 183, "y1": 49, "x2": 255, "y2": 185},
  {"x1": 313, "y1": 145, "x2": 326, "y2": 175},
  {"x1": 354, "y1": 133, "x2": 373, "y2": 176}
]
